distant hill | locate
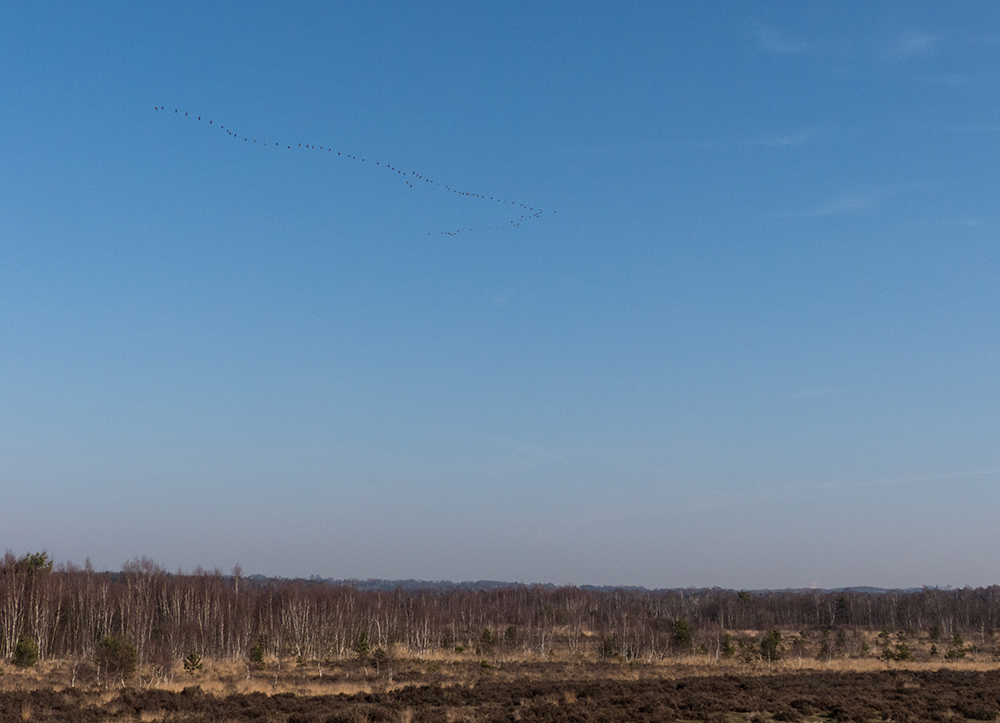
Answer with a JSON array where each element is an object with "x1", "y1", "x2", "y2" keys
[{"x1": 243, "y1": 575, "x2": 931, "y2": 594}]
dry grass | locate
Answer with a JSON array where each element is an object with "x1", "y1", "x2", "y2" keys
[{"x1": 3, "y1": 628, "x2": 1000, "y2": 698}]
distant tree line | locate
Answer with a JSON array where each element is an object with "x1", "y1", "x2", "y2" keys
[{"x1": 5, "y1": 551, "x2": 1000, "y2": 668}]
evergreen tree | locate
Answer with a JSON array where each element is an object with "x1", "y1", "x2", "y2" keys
[
  {"x1": 183, "y1": 652, "x2": 203, "y2": 676},
  {"x1": 12, "y1": 638, "x2": 39, "y2": 668},
  {"x1": 760, "y1": 629, "x2": 782, "y2": 663},
  {"x1": 95, "y1": 636, "x2": 137, "y2": 685}
]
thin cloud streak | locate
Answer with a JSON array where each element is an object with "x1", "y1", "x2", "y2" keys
[
  {"x1": 776, "y1": 193, "x2": 878, "y2": 219},
  {"x1": 946, "y1": 217, "x2": 984, "y2": 227},
  {"x1": 924, "y1": 72, "x2": 970, "y2": 86},
  {"x1": 555, "y1": 128, "x2": 831, "y2": 155},
  {"x1": 755, "y1": 24, "x2": 819, "y2": 55},
  {"x1": 752, "y1": 128, "x2": 833, "y2": 148},
  {"x1": 647, "y1": 127, "x2": 833, "y2": 154},
  {"x1": 888, "y1": 32, "x2": 941, "y2": 58}
]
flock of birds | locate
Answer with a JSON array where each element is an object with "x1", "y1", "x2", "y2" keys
[{"x1": 154, "y1": 107, "x2": 554, "y2": 236}]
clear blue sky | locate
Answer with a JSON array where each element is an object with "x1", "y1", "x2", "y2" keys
[{"x1": 3, "y1": 2, "x2": 999, "y2": 589}]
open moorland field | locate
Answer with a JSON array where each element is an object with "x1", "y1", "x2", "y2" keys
[
  {"x1": 5, "y1": 656, "x2": 1000, "y2": 722},
  {"x1": 8, "y1": 557, "x2": 1000, "y2": 720}
]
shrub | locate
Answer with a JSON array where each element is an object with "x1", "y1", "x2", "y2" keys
[
  {"x1": 248, "y1": 640, "x2": 266, "y2": 669},
  {"x1": 504, "y1": 625, "x2": 518, "y2": 647},
  {"x1": 945, "y1": 646, "x2": 966, "y2": 660},
  {"x1": 183, "y1": 652, "x2": 203, "y2": 676},
  {"x1": 760, "y1": 629, "x2": 782, "y2": 662},
  {"x1": 816, "y1": 628, "x2": 833, "y2": 662},
  {"x1": 12, "y1": 637, "x2": 39, "y2": 668},
  {"x1": 945, "y1": 632, "x2": 966, "y2": 660},
  {"x1": 352, "y1": 631, "x2": 370, "y2": 661},
  {"x1": 95, "y1": 635, "x2": 137, "y2": 684},
  {"x1": 737, "y1": 637, "x2": 759, "y2": 664},
  {"x1": 598, "y1": 635, "x2": 617, "y2": 659},
  {"x1": 720, "y1": 633, "x2": 735, "y2": 658},
  {"x1": 673, "y1": 619, "x2": 693, "y2": 651},
  {"x1": 958, "y1": 703, "x2": 999, "y2": 721},
  {"x1": 772, "y1": 707, "x2": 802, "y2": 722},
  {"x1": 480, "y1": 628, "x2": 497, "y2": 651},
  {"x1": 371, "y1": 647, "x2": 389, "y2": 674}
]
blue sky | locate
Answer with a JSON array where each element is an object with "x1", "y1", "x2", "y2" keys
[{"x1": 2, "y1": 2, "x2": 999, "y2": 589}]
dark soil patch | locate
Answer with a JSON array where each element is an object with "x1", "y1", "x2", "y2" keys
[{"x1": 5, "y1": 669, "x2": 1000, "y2": 722}]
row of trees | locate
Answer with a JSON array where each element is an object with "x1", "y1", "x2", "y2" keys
[{"x1": 5, "y1": 551, "x2": 1000, "y2": 668}]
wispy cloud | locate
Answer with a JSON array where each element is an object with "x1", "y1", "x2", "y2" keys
[
  {"x1": 815, "y1": 194, "x2": 877, "y2": 215},
  {"x1": 756, "y1": 24, "x2": 818, "y2": 55},
  {"x1": 752, "y1": 127, "x2": 832, "y2": 148},
  {"x1": 888, "y1": 32, "x2": 941, "y2": 58},
  {"x1": 755, "y1": 24, "x2": 966, "y2": 65},
  {"x1": 924, "y1": 73, "x2": 970, "y2": 86},
  {"x1": 947, "y1": 217, "x2": 984, "y2": 228},
  {"x1": 558, "y1": 121, "x2": 834, "y2": 156},
  {"x1": 777, "y1": 192, "x2": 878, "y2": 219},
  {"x1": 648, "y1": 127, "x2": 833, "y2": 154}
]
